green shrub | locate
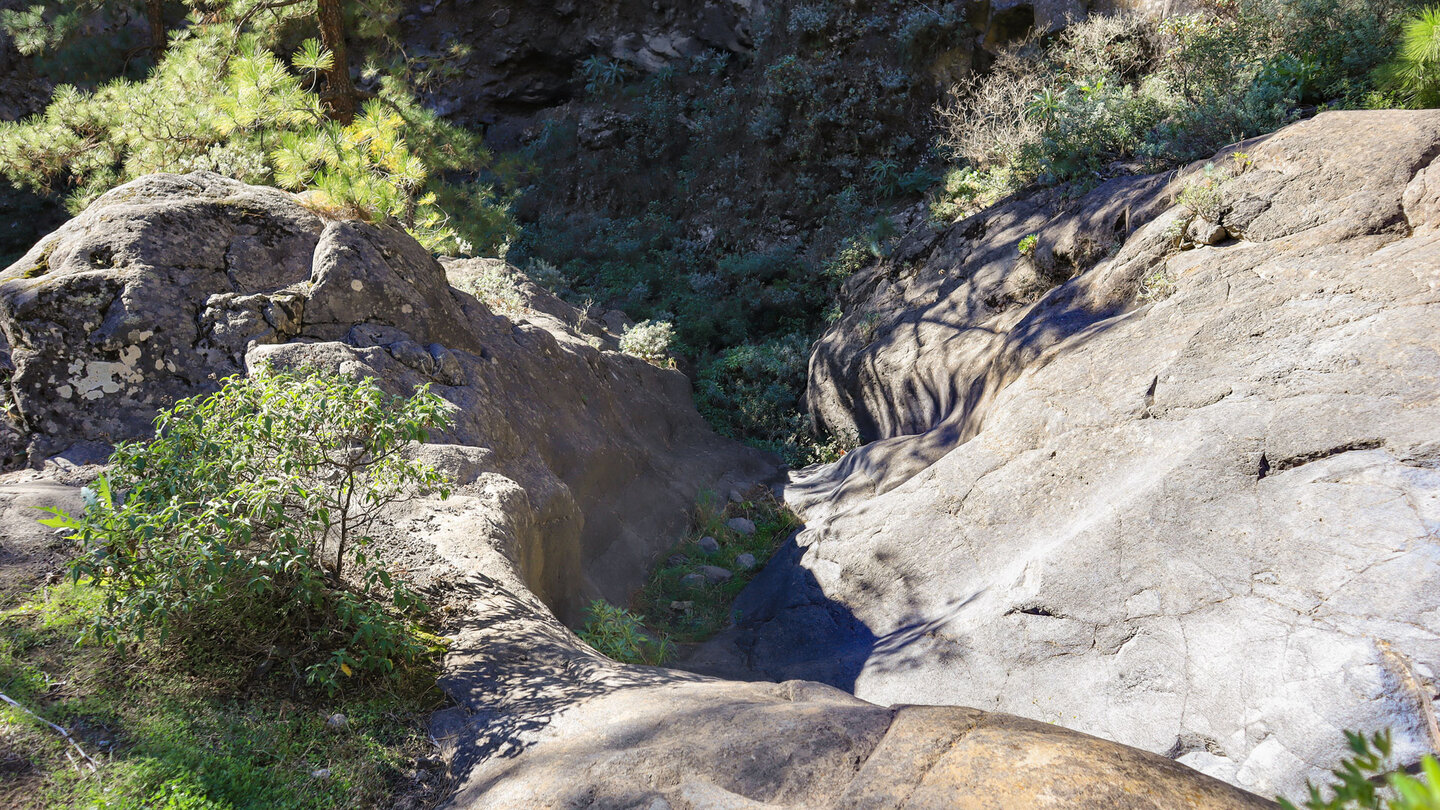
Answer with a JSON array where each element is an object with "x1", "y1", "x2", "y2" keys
[
  {"x1": 619, "y1": 319, "x2": 676, "y2": 365},
  {"x1": 1279, "y1": 730, "x2": 1440, "y2": 810},
  {"x1": 1018, "y1": 234, "x2": 1039, "y2": 256},
  {"x1": 938, "y1": 3, "x2": 1412, "y2": 187},
  {"x1": 44, "y1": 369, "x2": 454, "y2": 693},
  {"x1": 578, "y1": 600, "x2": 672, "y2": 665}
]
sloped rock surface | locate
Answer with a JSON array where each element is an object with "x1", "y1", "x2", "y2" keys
[
  {"x1": 693, "y1": 111, "x2": 1440, "y2": 795},
  {"x1": 0, "y1": 172, "x2": 771, "y2": 618},
  {"x1": 0, "y1": 172, "x2": 1277, "y2": 808}
]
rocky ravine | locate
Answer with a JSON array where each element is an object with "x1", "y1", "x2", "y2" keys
[
  {"x1": 0, "y1": 172, "x2": 1276, "y2": 807},
  {"x1": 687, "y1": 110, "x2": 1440, "y2": 796}
]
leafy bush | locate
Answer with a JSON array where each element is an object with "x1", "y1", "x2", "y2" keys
[
  {"x1": 44, "y1": 369, "x2": 454, "y2": 693},
  {"x1": 0, "y1": 28, "x2": 514, "y2": 255},
  {"x1": 1279, "y1": 730, "x2": 1440, "y2": 810},
  {"x1": 619, "y1": 319, "x2": 676, "y2": 364},
  {"x1": 577, "y1": 600, "x2": 672, "y2": 665}
]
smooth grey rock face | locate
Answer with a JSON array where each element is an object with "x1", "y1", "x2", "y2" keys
[{"x1": 694, "y1": 111, "x2": 1440, "y2": 796}]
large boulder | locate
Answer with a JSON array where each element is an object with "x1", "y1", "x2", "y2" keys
[
  {"x1": 0, "y1": 172, "x2": 772, "y2": 618},
  {"x1": 0, "y1": 172, "x2": 1276, "y2": 808},
  {"x1": 690, "y1": 111, "x2": 1440, "y2": 796}
]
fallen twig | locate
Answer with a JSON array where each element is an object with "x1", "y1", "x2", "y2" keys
[{"x1": 0, "y1": 691, "x2": 99, "y2": 774}]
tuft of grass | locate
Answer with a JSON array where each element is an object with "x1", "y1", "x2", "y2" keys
[
  {"x1": 0, "y1": 581, "x2": 448, "y2": 810},
  {"x1": 632, "y1": 491, "x2": 800, "y2": 644}
]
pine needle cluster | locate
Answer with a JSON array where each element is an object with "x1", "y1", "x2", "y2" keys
[{"x1": 0, "y1": 24, "x2": 514, "y2": 255}]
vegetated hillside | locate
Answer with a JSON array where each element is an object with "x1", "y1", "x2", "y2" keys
[{"x1": 430, "y1": 0, "x2": 1420, "y2": 466}]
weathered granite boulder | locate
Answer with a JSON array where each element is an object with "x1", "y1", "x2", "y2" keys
[
  {"x1": 0, "y1": 172, "x2": 772, "y2": 618},
  {"x1": 690, "y1": 111, "x2": 1440, "y2": 796},
  {"x1": 0, "y1": 172, "x2": 1275, "y2": 808}
]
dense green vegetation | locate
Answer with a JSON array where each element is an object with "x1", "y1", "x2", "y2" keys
[
  {"x1": 45, "y1": 370, "x2": 453, "y2": 694},
  {"x1": 0, "y1": 5, "x2": 513, "y2": 254},
  {"x1": 1, "y1": 371, "x2": 456, "y2": 807}
]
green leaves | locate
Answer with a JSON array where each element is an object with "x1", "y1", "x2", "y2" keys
[
  {"x1": 1379, "y1": 6, "x2": 1440, "y2": 108},
  {"x1": 53, "y1": 369, "x2": 456, "y2": 694},
  {"x1": 578, "y1": 600, "x2": 672, "y2": 666},
  {"x1": 0, "y1": 25, "x2": 513, "y2": 255},
  {"x1": 1279, "y1": 730, "x2": 1440, "y2": 810}
]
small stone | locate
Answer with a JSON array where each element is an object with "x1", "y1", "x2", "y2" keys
[
  {"x1": 1186, "y1": 217, "x2": 1227, "y2": 246},
  {"x1": 681, "y1": 572, "x2": 706, "y2": 589},
  {"x1": 669, "y1": 600, "x2": 693, "y2": 612},
  {"x1": 666, "y1": 553, "x2": 689, "y2": 567},
  {"x1": 735, "y1": 553, "x2": 757, "y2": 571},
  {"x1": 325, "y1": 713, "x2": 348, "y2": 731},
  {"x1": 697, "y1": 536, "x2": 720, "y2": 555},
  {"x1": 728, "y1": 488, "x2": 745, "y2": 503},
  {"x1": 726, "y1": 518, "x2": 756, "y2": 535},
  {"x1": 699, "y1": 565, "x2": 733, "y2": 584},
  {"x1": 311, "y1": 768, "x2": 331, "y2": 779}
]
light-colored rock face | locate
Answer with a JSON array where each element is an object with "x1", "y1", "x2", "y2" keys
[
  {"x1": 692, "y1": 111, "x2": 1440, "y2": 797},
  {"x1": 0, "y1": 171, "x2": 1278, "y2": 808}
]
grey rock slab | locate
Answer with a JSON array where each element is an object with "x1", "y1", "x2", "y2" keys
[{"x1": 698, "y1": 111, "x2": 1440, "y2": 797}]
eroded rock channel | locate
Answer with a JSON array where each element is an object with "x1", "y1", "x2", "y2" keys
[{"x1": 2, "y1": 112, "x2": 1437, "y2": 807}]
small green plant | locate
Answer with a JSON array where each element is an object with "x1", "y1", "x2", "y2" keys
[
  {"x1": 1176, "y1": 163, "x2": 1229, "y2": 221},
  {"x1": 580, "y1": 56, "x2": 629, "y2": 95},
  {"x1": 1018, "y1": 233, "x2": 1039, "y2": 257},
  {"x1": 578, "y1": 600, "x2": 672, "y2": 665},
  {"x1": 619, "y1": 319, "x2": 675, "y2": 365},
  {"x1": 453, "y1": 260, "x2": 528, "y2": 316},
  {"x1": 44, "y1": 369, "x2": 454, "y2": 693},
  {"x1": 1279, "y1": 730, "x2": 1440, "y2": 810}
]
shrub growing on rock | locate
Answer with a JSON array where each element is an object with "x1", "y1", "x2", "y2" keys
[
  {"x1": 43, "y1": 369, "x2": 454, "y2": 693},
  {"x1": 619, "y1": 319, "x2": 675, "y2": 365}
]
